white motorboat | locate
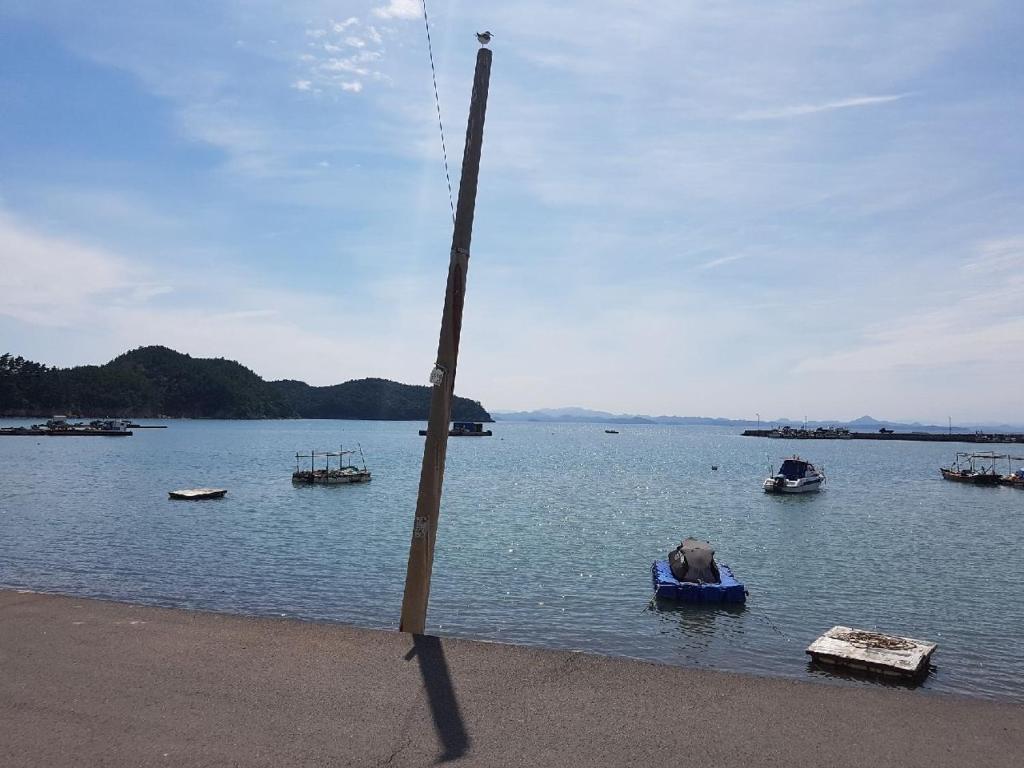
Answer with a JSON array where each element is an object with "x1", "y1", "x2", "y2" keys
[{"x1": 763, "y1": 456, "x2": 826, "y2": 494}]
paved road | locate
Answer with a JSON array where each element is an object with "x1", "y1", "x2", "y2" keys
[{"x1": 1, "y1": 590, "x2": 1021, "y2": 767}]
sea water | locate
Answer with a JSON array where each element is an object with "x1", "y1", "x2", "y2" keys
[{"x1": 1, "y1": 419, "x2": 1021, "y2": 700}]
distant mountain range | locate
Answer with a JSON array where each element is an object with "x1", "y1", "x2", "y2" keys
[
  {"x1": 0, "y1": 346, "x2": 492, "y2": 422},
  {"x1": 492, "y1": 408, "x2": 1023, "y2": 433}
]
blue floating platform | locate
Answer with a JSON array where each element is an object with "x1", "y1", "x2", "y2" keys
[{"x1": 651, "y1": 559, "x2": 746, "y2": 604}]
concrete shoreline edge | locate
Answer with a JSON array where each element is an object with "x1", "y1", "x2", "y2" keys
[{"x1": 2, "y1": 589, "x2": 1022, "y2": 767}]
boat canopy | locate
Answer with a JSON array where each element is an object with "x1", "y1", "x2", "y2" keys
[
  {"x1": 668, "y1": 537, "x2": 720, "y2": 584},
  {"x1": 777, "y1": 458, "x2": 810, "y2": 480}
]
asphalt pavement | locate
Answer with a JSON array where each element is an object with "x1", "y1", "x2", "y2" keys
[{"x1": 1, "y1": 590, "x2": 1021, "y2": 767}]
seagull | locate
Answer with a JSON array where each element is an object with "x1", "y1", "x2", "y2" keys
[{"x1": 476, "y1": 31, "x2": 492, "y2": 46}]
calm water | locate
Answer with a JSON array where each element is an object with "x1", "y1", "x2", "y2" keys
[{"x1": 1, "y1": 419, "x2": 1022, "y2": 701}]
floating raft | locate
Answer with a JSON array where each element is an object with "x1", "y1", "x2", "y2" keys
[
  {"x1": 806, "y1": 625, "x2": 936, "y2": 679},
  {"x1": 168, "y1": 488, "x2": 227, "y2": 500},
  {"x1": 651, "y1": 559, "x2": 746, "y2": 604}
]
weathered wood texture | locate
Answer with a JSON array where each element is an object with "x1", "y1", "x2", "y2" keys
[
  {"x1": 400, "y1": 47, "x2": 492, "y2": 634},
  {"x1": 807, "y1": 625, "x2": 937, "y2": 678}
]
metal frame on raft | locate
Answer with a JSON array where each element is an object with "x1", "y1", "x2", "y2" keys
[
  {"x1": 941, "y1": 451, "x2": 1024, "y2": 486},
  {"x1": 292, "y1": 444, "x2": 371, "y2": 485}
]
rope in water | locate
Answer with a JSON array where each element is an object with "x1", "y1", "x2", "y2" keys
[
  {"x1": 420, "y1": 0, "x2": 455, "y2": 223},
  {"x1": 643, "y1": 591, "x2": 795, "y2": 642},
  {"x1": 745, "y1": 602, "x2": 794, "y2": 641}
]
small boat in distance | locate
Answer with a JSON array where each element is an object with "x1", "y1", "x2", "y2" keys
[
  {"x1": 940, "y1": 452, "x2": 1002, "y2": 485},
  {"x1": 293, "y1": 445, "x2": 371, "y2": 485},
  {"x1": 763, "y1": 456, "x2": 826, "y2": 494},
  {"x1": 605, "y1": 429, "x2": 619, "y2": 434},
  {"x1": 169, "y1": 488, "x2": 227, "y2": 500},
  {"x1": 419, "y1": 422, "x2": 493, "y2": 437}
]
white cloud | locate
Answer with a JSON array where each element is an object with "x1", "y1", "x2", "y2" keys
[
  {"x1": 294, "y1": 16, "x2": 389, "y2": 95},
  {"x1": 797, "y1": 237, "x2": 1024, "y2": 374},
  {"x1": 291, "y1": 79, "x2": 312, "y2": 91},
  {"x1": 333, "y1": 18, "x2": 359, "y2": 32},
  {"x1": 696, "y1": 253, "x2": 746, "y2": 270},
  {"x1": 323, "y1": 59, "x2": 368, "y2": 75},
  {"x1": 0, "y1": 210, "x2": 162, "y2": 327},
  {"x1": 372, "y1": 1, "x2": 420, "y2": 21},
  {"x1": 736, "y1": 94, "x2": 909, "y2": 121},
  {"x1": 962, "y1": 237, "x2": 1024, "y2": 272}
]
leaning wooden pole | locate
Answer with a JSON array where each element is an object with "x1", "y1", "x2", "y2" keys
[{"x1": 400, "y1": 46, "x2": 492, "y2": 634}]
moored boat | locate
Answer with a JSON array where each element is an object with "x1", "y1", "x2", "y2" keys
[
  {"x1": 292, "y1": 445, "x2": 371, "y2": 485},
  {"x1": 418, "y1": 421, "x2": 493, "y2": 437},
  {"x1": 763, "y1": 456, "x2": 826, "y2": 494},
  {"x1": 940, "y1": 452, "x2": 1002, "y2": 485},
  {"x1": 1002, "y1": 468, "x2": 1024, "y2": 488},
  {"x1": 651, "y1": 538, "x2": 746, "y2": 604}
]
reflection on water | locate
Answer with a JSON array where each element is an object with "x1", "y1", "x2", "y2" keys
[
  {"x1": 1, "y1": 419, "x2": 1022, "y2": 701},
  {"x1": 653, "y1": 600, "x2": 746, "y2": 654}
]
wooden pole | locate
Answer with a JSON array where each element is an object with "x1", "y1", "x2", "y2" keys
[{"x1": 400, "y1": 46, "x2": 492, "y2": 634}]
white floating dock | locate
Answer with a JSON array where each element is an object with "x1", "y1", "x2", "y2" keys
[
  {"x1": 168, "y1": 488, "x2": 227, "y2": 500},
  {"x1": 806, "y1": 625, "x2": 937, "y2": 679}
]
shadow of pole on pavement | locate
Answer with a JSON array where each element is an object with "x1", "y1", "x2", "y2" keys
[{"x1": 404, "y1": 634, "x2": 470, "y2": 762}]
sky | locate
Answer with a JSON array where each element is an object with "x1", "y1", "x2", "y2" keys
[{"x1": 1, "y1": 1, "x2": 1022, "y2": 423}]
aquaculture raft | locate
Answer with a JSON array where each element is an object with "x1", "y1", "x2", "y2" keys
[
  {"x1": 806, "y1": 625, "x2": 936, "y2": 679},
  {"x1": 292, "y1": 447, "x2": 371, "y2": 485},
  {"x1": 651, "y1": 559, "x2": 746, "y2": 604}
]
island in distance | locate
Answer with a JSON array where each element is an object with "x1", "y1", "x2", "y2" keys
[
  {"x1": 492, "y1": 408, "x2": 1023, "y2": 434},
  {"x1": 0, "y1": 346, "x2": 492, "y2": 422}
]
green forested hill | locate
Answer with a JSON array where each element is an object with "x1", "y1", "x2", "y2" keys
[{"x1": 0, "y1": 346, "x2": 492, "y2": 421}]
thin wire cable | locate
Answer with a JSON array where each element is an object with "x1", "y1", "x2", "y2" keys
[{"x1": 421, "y1": 0, "x2": 455, "y2": 224}]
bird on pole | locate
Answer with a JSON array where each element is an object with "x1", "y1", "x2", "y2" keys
[{"x1": 476, "y1": 31, "x2": 492, "y2": 46}]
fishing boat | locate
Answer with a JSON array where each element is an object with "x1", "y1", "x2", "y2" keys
[
  {"x1": 418, "y1": 421, "x2": 493, "y2": 437},
  {"x1": 1002, "y1": 467, "x2": 1024, "y2": 488},
  {"x1": 762, "y1": 455, "x2": 826, "y2": 494},
  {"x1": 651, "y1": 538, "x2": 746, "y2": 604},
  {"x1": 605, "y1": 429, "x2": 619, "y2": 434},
  {"x1": 940, "y1": 452, "x2": 1002, "y2": 485},
  {"x1": 292, "y1": 445, "x2": 371, "y2": 485}
]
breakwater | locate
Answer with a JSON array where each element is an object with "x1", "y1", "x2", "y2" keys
[{"x1": 742, "y1": 429, "x2": 1024, "y2": 443}]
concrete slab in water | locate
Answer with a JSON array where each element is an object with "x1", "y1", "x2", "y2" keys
[{"x1": 807, "y1": 625, "x2": 937, "y2": 678}]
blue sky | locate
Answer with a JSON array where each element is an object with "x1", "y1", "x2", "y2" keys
[{"x1": 1, "y1": 1, "x2": 1022, "y2": 422}]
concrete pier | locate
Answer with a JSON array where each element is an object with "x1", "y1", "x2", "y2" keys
[{"x1": 2, "y1": 590, "x2": 1021, "y2": 767}]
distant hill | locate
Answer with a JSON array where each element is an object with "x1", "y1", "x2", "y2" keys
[
  {"x1": 0, "y1": 346, "x2": 492, "y2": 421},
  {"x1": 492, "y1": 407, "x2": 1021, "y2": 433},
  {"x1": 493, "y1": 407, "x2": 654, "y2": 424}
]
